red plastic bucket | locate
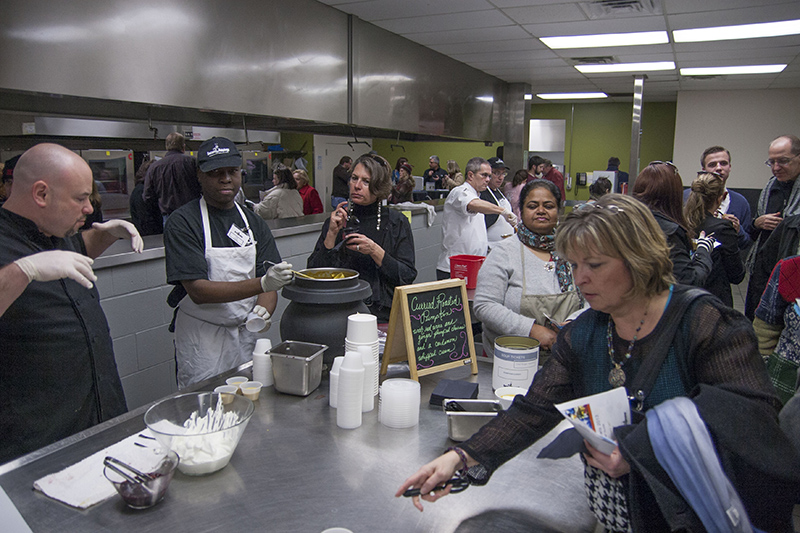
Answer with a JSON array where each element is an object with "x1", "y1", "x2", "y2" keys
[{"x1": 449, "y1": 255, "x2": 486, "y2": 289}]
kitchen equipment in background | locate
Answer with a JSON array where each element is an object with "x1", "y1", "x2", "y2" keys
[
  {"x1": 449, "y1": 255, "x2": 486, "y2": 289},
  {"x1": 280, "y1": 269, "x2": 371, "y2": 365},
  {"x1": 269, "y1": 340, "x2": 327, "y2": 396},
  {"x1": 144, "y1": 392, "x2": 254, "y2": 476},
  {"x1": 444, "y1": 398, "x2": 502, "y2": 441},
  {"x1": 492, "y1": 336, "x2": 540, "y2": 391},
  {"x1": 79, "y1": 149, "x2": 134, "y2": 219}
]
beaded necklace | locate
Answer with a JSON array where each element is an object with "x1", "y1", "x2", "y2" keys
[{"x1": 606, "y1": 305, "x2": 648, "y2": 387}]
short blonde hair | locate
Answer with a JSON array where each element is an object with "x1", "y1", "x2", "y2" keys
[
  {"x1": 293, "y1": 168, "x2": 309, "y2": 187},
  {"x1": 556, "y1": 194, "x2": 674, "y2": 300}
]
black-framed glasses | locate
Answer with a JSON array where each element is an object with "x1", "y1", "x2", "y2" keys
[
  {"x1": 649, "y1": 160, "x2": 679, "y2": 172},
  {"x1": 697, "y1": 170, "x2": 724, "y2": 180},
  {"x1": 764, "y1": 154, "x2": 799, "y2": 168}
]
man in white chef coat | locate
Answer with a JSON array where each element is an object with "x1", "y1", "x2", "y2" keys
[
  {"x1": 436, "y1": 156, "x2": 517, "y2": 280},
  {"x1": 480, "y1": 157, "x2": 515, "y2": 250},
  {"x1": 164, "y1": 137, "x2": 293, "y2": 389}
]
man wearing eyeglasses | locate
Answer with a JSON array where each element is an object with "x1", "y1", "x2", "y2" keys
[
  {"x1": 744, "y1": 134, "x2": 800, "y2": 319},
  {"x1": 481, "y1": 157, "x2": 515, "y2": 250},
  {"x1": 436, "y1": 157, "x2": 517, "y2": 280}
]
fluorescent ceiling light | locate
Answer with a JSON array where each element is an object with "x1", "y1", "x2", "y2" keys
[
  {"x1": 524, "y1": 93, "x2": 533, "y2": 100},
  {"x1": 477, "y1": 96, "x2": 494, "y2": 103},
  {"x1": 681, "y1": 64, "x2": 787, "y2": 76},
  {"x1": 536, "y1": 92, "x2": 608, "y2": 100},
  {"x1": 575, "y1": 61, "x2": 675, "y2": 73},
  {"x1": 673, "y1": 19, "x2": 800, "y2": 43},
  {"x1": 541, "y1": 31, "x2": 668, "y2": 49}
]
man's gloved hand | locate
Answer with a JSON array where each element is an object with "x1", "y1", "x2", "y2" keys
[
  {"x1": 695, "y1": 231, "x2": 716, "y2": 254},
  {"x1": 92, "y1": 220, "x2": 144, "y2": 253},
  {"x1": 260, "y1": 261, "x2": 294, "y2": 292},
  {"x1": 502, "y1": 208, "x2": 518, "y2": 227},
  {"x1": 246, "y1": 304, "x2": 272, "y2": 332},
  {"x1": 14, "y1": 250, "x2": 97, "y2": 289}
]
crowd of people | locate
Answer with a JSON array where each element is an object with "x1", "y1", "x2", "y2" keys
[{"x1": 3, "y1": 135, "x2": 800, "y2": 531}]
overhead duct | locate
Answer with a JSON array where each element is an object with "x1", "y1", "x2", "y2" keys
[{"x1": 580, "y1": 0, "x2": 661, "y2": 19}]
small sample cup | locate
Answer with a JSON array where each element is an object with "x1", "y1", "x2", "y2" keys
[
  {"x1": 214, "y1": 385, "x2": 238, "y2": 404},
  {"x1": 240, "y1": 381, "x2": 263, "y2": 400},
  {"x1": 226, "y1": 376, "x2": 248, "y2": 394}
]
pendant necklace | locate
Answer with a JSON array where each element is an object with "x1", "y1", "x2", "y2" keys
[{"x1": 606, "y1": 304, "x2": 648, "y2": 387}]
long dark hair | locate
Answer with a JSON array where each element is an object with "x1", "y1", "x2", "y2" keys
[
  {"x1": 632, "y1": 162, "x2": 687, "y2": 228},
  {"x1": 274, "y1": 167, "x2": 297, "y2": 189}
]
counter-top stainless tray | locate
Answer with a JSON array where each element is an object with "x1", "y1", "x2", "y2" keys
[{"x1": 444, "y1": 398, "x2": 503, "y2": 442}]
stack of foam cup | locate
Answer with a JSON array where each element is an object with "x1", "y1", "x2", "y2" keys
[
  {"x1": 356, "y1": 346, "x2": 376, "y2": 413},
  {"x1": 252, "y1": 338, "x2": 273, "y2": 387},
  {"x1": 329, "y1": 356, "x2": 344, "y2": 408},
  {"x1": 336, "y1": 351, "x2": 364, "y2": 429},
  {"x1": 379, "y1": 378, "x2": 421, "y2": 429},
  {"x1": 345, "y1": 314, "x2": 379, "y2": 399}
]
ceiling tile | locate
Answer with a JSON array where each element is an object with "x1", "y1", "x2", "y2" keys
[
  {"x1": 375, "y1": 9, "x2": 513, "y2": 34},
  {"x1": 334, "y1": 0, "x2": 493, "y2": 22},
  {"x1": 406, "y1": 25, "x2": 531, "y2": 45},
  {"x1": 502, "y1": 4, "x2": 588, "y2": 25},
  {"x1": 523, "y1": 15, "x2": 667, "y2": 37},
  {"x1": 667, "y1": 3, "x2": 800, "y2": 28},
  {"x1": 429, "y1": 39, "x2": 551, "y2": 55}
]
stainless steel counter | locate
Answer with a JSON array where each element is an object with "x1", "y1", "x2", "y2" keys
[{"x1": 0, "y1": 362, "x2": 596, "y2": 533}]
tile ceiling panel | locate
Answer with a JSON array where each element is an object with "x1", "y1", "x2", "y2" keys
[{"x1": 324, "y1": 0, "x2": 800, "y2": 100}]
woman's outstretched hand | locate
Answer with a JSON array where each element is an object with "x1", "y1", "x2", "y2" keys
[{"x1": 395, "y1": 451, "x2": 463, "y2": 511}]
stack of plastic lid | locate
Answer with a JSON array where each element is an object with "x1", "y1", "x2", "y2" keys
[
  {"x1": 345, "y1": 314, "x2": 379, "y2": 398},
  {"x1": 379, "y1": 378, "x2": 421, "y2": 429}
]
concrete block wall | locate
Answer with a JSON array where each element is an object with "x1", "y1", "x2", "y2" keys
[{"x1": 96, "y1": 208, "x2": 443, "y2": 410}]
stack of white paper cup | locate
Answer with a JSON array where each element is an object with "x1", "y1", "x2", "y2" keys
[
  {"x1": 379, "y1": 378, "x2": 421, "y2": 429},
  {"x1": 337, "y1": 351, "x2": 364, "y2": 429},
  {"x1": 357, "y1": 345, "x2": 376, "y2": 413},
  {"x1": 252, "y1": 338, "x2": 273, "y2": 387},
  {"x1": 345, "y1": 314, "x2": 379, "y2": 397},
  {"x1": 329, "y1": 356, "x2": 344, "y2": 408}
]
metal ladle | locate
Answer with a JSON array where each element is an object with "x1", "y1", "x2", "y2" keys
[{"x1": 103, "y1": 456, "x2": 154, "y2": 485}]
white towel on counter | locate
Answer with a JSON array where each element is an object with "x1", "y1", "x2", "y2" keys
[
  {"x1": 391, "y1": 202, "x2": 437, "y2": 227},
  {"x1": 33, "y1": 430, "x2": 160, "y2": 509}
]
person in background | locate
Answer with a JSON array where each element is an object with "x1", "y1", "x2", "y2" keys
[
  {"x1": 391, "y1": 157, "x2": 408, "y2": 184},
  {"x1": 632, "y1": 161, "x2": 714, "y2": 287},
  {"x1": 527, "y1": 155, "x2": 545, "y2": 182},
  {"x1": 423, "y1": 155, "x2": 448, "y2": 189},
  {"x1": 331, "y1": 155, "x2": 352, "y2": 209},
  {"x1": 606, "y1": 156, "x2": 629, "y2": 194},
  {"x1": 130, "y1": 159, "x2": 164, "y2": 236},
  {"x1": 0, "y1": 143, "x2": 143, "y2": 464},
  {"x1": 254, "y1": 167, "x2": 305, "y2": 220},
  {"x1": 745, "y1": 134, "x2": 800, "y2": 319},
  {"x1": 143, "y1": 132, "x2": 201, "y2": 225},
  {"x1": 308, "y1": 154, "x2": 416, "y2": 321},
  {"x1": 753, "y1": 254, "x2": 800, "y2": 405},
  {"x1": 443, "y1": 159, "x2": 464, "y2": 190},
  {"x1": 480, "y1": 157, "x2": 515, "y2": 250},
  {"x1": 164, "y1": 137, "x2": 293, "y2": 389},
  {"x1": 540, "y1": 159, "x2": 565, "y2": 201},
  {"x1": 390, "y1": 162, "x2": 415, "y2": 204},
  {"x1": 1, "y1": 154, "x2": 20, "y2": 204},
  {"x1": 79, "y1": 180, "x2": 104, "y2": 231},
  {"x1": 587, "y1": 176, "x2": 612, "y2": 204},
  {"x1": 503, "y1": 169, "x2": 528, "y2": 221},
  {"x1": 474, "y1": 179, "x2": 585, "y2": 357},
  {"x1": 293, "y1": 168, "x2": 324, "y2": 215},
  {"x1": 397, "y1": 194, "x2": 787, "y2": 532},
  {"x1": 684, "y1": 172, "x2": 745, "y2": 307},
  {"x1": 436, "y1": 157, "x2": 517, "y2": 280}
]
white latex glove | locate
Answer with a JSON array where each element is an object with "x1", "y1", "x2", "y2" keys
[
  {"x1": 92, "y1": 220, "x2": 144, "y2": 253},
  {"x1": 14, "y1": 250, "x2": 97, "y2": 289},
  {"x1": 502, "y1": 208, "x2": 518, "y2": 227},
  {"x1": 246, "y1": 305, "x2": 272, "y2": 332},
  {"x1": 260, "y1": 261, "x2": 293, "y2": 292}
]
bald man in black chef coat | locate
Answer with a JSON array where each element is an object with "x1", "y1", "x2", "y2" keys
[{"x1": 0, "y1": 143, "x2": 142, "y2": 464}]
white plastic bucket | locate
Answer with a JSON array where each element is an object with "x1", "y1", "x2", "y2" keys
[{"x1": 492, "y1": 336, "x2": 540, "y2": 390}]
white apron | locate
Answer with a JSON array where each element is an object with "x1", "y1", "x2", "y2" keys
[
  {"x1": 175, "y1": 198, "x2": 259, "y2": 389},
  {"x1": 486, "y1": 188, "x2": 515, "y2": 248}
]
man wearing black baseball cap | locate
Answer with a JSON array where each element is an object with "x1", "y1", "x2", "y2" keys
[
  {"x1": 163, "y1": 137, "x2": 293, "y2": 388},
  {"x1": 481, "y1": 157, "x2": 515, "y2": 249}
]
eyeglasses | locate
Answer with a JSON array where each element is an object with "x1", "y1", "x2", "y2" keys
[
  {"x1": 649, "y1": 160, "x2": 679, "y2": 172},
  {"x1": 697, "y1": 170, "x2": 724, "y2": 180},
  {"x1": 492, "y1": 169, "x2": 508, "y2": 177},
  {"x1": 764, "y1": 154, "x2": 799, "y2": 168}
]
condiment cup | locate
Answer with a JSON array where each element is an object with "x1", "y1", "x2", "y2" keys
[
  {"x1": 240, "y1": 381, "x2": 263, "y2": 400},
  {"x1": 494, "y1": 386, "x2": 528, "y2": 410},
  {"x1": 226, "y1": 376, "x2": 248, "y2": 393},
  {"x1": 214, "y1": 385, "x2": 238, "y2": 404},
  {"x1": 346, "y1": 313, "x2": 378, "y2": 344}
]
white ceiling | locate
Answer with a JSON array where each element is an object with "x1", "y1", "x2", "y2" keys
[{"x1": 318, "y1": 0, "x2": 800, "y2": 102}]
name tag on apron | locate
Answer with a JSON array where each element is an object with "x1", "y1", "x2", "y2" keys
[{"x1": 227, "y1": 224, "x2": 251, "y2": 247}]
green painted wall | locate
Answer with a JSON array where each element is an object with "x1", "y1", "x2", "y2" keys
[
  {"x1": 531, "y1": 101, "x2": 676, "y2": 201},
  {"x1": 279, "y1": 131, "x2": 315, "y2": 181},
  {"x1": 371, "y1": 139, "x2": 500, "y2": 177}
]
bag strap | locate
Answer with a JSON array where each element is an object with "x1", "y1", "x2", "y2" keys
[{"x1": 626, "y1": 287, "x2": 709, "y2": 412}]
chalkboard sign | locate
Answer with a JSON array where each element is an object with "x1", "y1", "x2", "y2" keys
[{"x1": 381, "y1": 279, "x2": 478, "y2": 380}]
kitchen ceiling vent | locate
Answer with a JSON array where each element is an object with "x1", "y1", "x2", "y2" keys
[
  {"x1": 568, "y1": 56, "x2": 617, "y2": 65},
  {"x1": 580, "y1": 0, "x2": 661, "y2": 19}
]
